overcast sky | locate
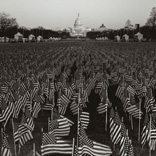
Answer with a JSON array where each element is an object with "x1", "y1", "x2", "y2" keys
[{"x1": 0, "y1": 0, "x2": 155, "y2": 29}]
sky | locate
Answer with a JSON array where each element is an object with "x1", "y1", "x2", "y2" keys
[{"x1": 0, "y1": 0, "x2": 155, "y2": 30}]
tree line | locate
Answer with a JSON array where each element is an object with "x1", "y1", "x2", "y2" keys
[{"x1": 0, "y1": 7, "x2": 156, "y2": 40}]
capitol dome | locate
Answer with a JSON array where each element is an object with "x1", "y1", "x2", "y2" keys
[
  {"x1": 70, "y1": 13, "x2": 90, "y2": 37},
  {"x1": 74, "y1": 13, "x2": 83, "y2": 29}
]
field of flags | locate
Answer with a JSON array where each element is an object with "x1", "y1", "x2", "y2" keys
[{"x1": 0, "y1": 41, "x2": 156, "y2": 156}]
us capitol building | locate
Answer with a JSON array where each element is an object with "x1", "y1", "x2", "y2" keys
[{"x1": 69, "y1": 13, "x2": 91, "y2": 37}]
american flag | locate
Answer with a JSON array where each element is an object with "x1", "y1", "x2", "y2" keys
[
  {"x1": 148, "y1": 78, "x2": 156, "y2": 88},
  {"x1": 1, "y1": 85, "x2": 9, "y2": 94},
  {"x1": 65, "y1": 85, "x2": 75, "y2": 99},
  {"x1": 0, "y1": 101, "x2": 14, "y2": 127},
  {"x1": 149, "y1": 120, "x2": 156, "y2": 150},
  {"x1": 41, "y1": 135, "x2": 73, "y2": 156},
  {"x1": 80, "y1": 111, "x2": 90, "y2": 129},
  {"x1": 25, "y1": 100, "x2": 32, "y2": 114},
  {"x1": 70, "y1": 100, "x2": 80, "y2": 115},
  {"x1": 32, "y1": 102, "x2": 41, "y2": 118},
  {"x1": 31, "y1": 82, "x2": 40, "y2": 99},
  {"x1": 81, "y1": 88, "x2": 89, "y2": 104},
  {"x1": 135, "y1": 82, "x2": 142, "y2": 91},
  {"x1": 115, "y1": 85, "x2": 125, "y2": 100},
  {"x1": 18, "y1": 124, "x2": 33, "y2": 148},
  {"x1": 109, "y1": 108, "x2": 121, "y2": 145},
  {"x1": 99, "y1": 91, "x2": 111, "y2": 111},
  {"x1": 57, "y1": 93, "x2": 70, "y2": 115},
  {"x1": 97, "y1": 102, "x2": 108, "y2": 114},
  {"x1": 1, "y1": 131, "x2": 12, "y2": 156},
  {"x1": 123, "y1": 97, "x2": 131, "y2": 112},
  {"x1": 27, "y1": 149, "x2": 41, "y2": 156},
  {"x1": 48, "y1": 116, "x2": 73, "y2": 137},
  {"x1": 23, "y1": 105, "x2": 31, "y2": 118},
  {"x1": 12, "y1": 119, "x2": 33, "y2": 148},
  {"x1": 78, "y1": 123, "x2": 112, "y2": 156},
  {"x1": 144, "y1": 96, "x2": 155, "y2": 112},
  {"x1": 24, "y1": 117, "x2": 35, "y2": 131},
  {"x1": 49, "y1": 83, "x2": 54, "y2": 101},
  {"x1": 0, "y1": 96, "x2": 8, "y2": 111},
  {"x1": 95, "y1": 82, "x2": 104, "y2": 94},
  {"x1": 13, "y1": 94, "x2": 27, "y2": 118},
  {"x1": 127, "y1": 140, "x2": 134, "y2": 156},
  {"x1": 131, "y1": 79, "x2": 138, "y2": 88},
  {"x1": 141, "y1": 113, "x2": 149, "y2": 146},
  {"x1": 126, "y1": 85, "x2": 136, "y2": 97},
  {"x1": 42, "y1": 132, "x2": 56, "y2": 145},
  {"x1": 12, "y1": 119, "x2": 19, "y2": 143},
  {"x1": 141, "y1": 114, "x2": 156, "y2": 150},
  {"x1": 125, "y1": 74, "x2": 133, "y2": 83},
  {"x1": 43, "y1": 102, "x2": 53, "y2": 111},
  {"x1": 126, "y1": 104, "x2": 143, "y2": 119},
  {"x1": 119, "y1": 135, "x2": 130, "y2": 156}
]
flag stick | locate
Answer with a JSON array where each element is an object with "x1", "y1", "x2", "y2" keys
[
  {"x1": 128, "y1": 114, "x2": 131, "y2": 121},
  {"x1": 12, "y1": 119, "x2": 17, "y2": 156},
  {"x1": 72, "y1": 138, "x2": 75, "y2": 156},
  {"x1": 18, "y1": 143, "x2": 20, "y2": 155},
  {"x1": 1, "y1": 128, "x2": 3, "y2": 156},
  {"x1": 131, "y1": 115, "x2": 133, "y2": 130},
  {"x1": 77, "y1": 88, "x2": 80, "y2": 156},
  {"x1": 48, "y1": 117, "x2": 50, "y2": 132},
  {"x1": 58, "y1": 88, "x2": 61, "y2": 114},
  {"x1": 33, "y1": 143, "x2": 36, "y2": 156},
  {"x1": 30, "y1": 90, "x2": 33, "y2": 114},
  {"x1": 115, "y1": 107, "x2": 117, "y2": 111},
  {"x1": 51, "y1": 106, "x2": 53, "y2": 120},
  {"x1": 105, "y1": 105, "x2": 107, "y2": 131},
  {"x1": 113, "y1": 144, "x2": 115, "y2": 151},
  {"x1": 3, "y1": 122, "x2": 5, "y2": 133},
  {"x1": 126, "y1": 129, "x2": 129, "y2": 136},
  {"x1": 138, "y1": 98, "x2": 142, "y2": 142},
  {"x1": 48, "y1": 77, "x2": 50, "y2": 101},
  {"x1": 105, "y1": 89, "x2": 108, "y2": 131},
  {"x1": 149, "y1": 114, "x2": 151, "y2": 156}
]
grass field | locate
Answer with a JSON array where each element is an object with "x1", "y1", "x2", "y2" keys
[{"x1": 0, "y1": 41, "x2": 156, "y2": 156}]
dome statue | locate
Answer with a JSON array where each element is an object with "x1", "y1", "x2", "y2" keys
[
  {"x1": 70, "y1": 13, "x2": 90, "y2": 37},
  {"x1": 74, "y1": 13, "x2": 83, "y2": 29},
  {"x1": 74, "y1": 13, "x2": 84, "y2": 36}
]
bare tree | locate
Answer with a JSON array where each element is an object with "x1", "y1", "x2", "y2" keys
[
  {"x1": 37, "y1": 26, "x2": 45, "y2": 30},
  {"x1": 146, "y1": 7, "x2": 156, "y2": 26},
  {"x1": 0, "y1": 12, "x2": 18, "y2": 36},
  {"x1": 125, "y1": 19, "x2": 132, "y2": 28}
]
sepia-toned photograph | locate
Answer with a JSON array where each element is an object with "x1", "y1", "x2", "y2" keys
[{"x1": 0, "y1": 0, "x2": 156, "y2": 155}]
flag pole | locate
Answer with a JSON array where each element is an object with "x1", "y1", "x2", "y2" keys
[
  {"x1": 1, "y1": 128, "x2": 3, "y2": 156},
  {"x1": 105, "y1": 88, "x2": 108, "y2": 131},
  {"x1": 72, "y1": 138, "x2": 75, "y2": 156},
  {"x1": 138, "y1": 98, "x2": 142, "y2": 142},
  {"x1": 58, "y1": 87, "x2": 61, "y2": 114},
  {"x1": 51, "y1": 79, "x2": 54, "y2": 120},
  {"x1": 128, "y1": 93, "x2": 133, "y2": 130},
  {"x1": 149, "y1": 114, "x2": 151, "y2": 156},
  {"x1": 33, "y1": 143, "x2": 36, "y2": 156},
  {"x1": 12, "y1": 119, "x2": 17, "y2": 156},
  {"x1": 131, "y1": 115, "x2": 133, "y2": 130},
  {"x1": 18, "y1": 141, "x2": 21, "y2": 155},
  {"x1": 48, "y1": 117, "x2": 50, "y2": 132},
  {"x1": 77, "y1": 88, "x2": 80, "y2": 156}
]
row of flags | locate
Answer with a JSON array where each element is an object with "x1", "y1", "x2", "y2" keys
[
  {"x1": 109, "y1": 108, "x2": 134, "y2": 156},
  {"x1": 0, "y1": 42, "x2": 156, "y2": 155}
]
